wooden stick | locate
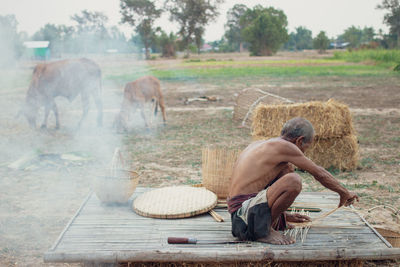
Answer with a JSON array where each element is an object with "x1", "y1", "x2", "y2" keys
[
  {"x1": 209, "y1": 210, "x2": 224, "y2": 222},
  {"x1": 45, "y1": 247, "x2": 400, "y2": 263}
]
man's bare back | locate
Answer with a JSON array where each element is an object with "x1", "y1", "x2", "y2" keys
[
  {"x1": 228, "y1": 119, "x2": 359, "y2": 245},
  {"x1": 229, "y1": 138, "x2": 297, "y2": 198}
]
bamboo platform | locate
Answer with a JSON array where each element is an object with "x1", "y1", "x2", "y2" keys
[{"x1": 44, "y1": 188, "x2": 400, "y2": 264}]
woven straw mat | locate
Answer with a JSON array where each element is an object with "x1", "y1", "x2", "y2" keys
[{"x1": 132, "y1": 186, "x2": 218, "y2": 219}]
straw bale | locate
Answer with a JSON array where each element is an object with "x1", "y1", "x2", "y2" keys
[
  {"x1": 202, "y1": 147, "x2": 241, "y2": 199},
  {"x1": 252, "y1": 99, "x2": 355, "y2": 139},
  {"x1": 305, "y1": 135, "x2": 359, "y2": 171},
  {"x1": 233, "y1": 88, "x2": 293, "y2": 127},
  {"x1": 253, "y1": 135, "x2": 359, "y2": 171}
]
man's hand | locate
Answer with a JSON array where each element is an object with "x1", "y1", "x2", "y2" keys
[
  {"x1": 339, "y1": 191, "x2": 359, "y2": 207},
  {"x1": 286, "y1": 212, "x2": 311, "y2": 223}
]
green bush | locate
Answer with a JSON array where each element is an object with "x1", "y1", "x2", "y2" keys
[
  {"x1": 185, "y1": 59, "x2": 201, "y2": 63},
  {"x1": 333, "y1": 49, "x2": 400, "y2": 67}
]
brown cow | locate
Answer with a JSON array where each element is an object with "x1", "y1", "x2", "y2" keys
[
  {"x1": 20, "y1": 58, "x2": 103, "y2": 129},
  {"x1": 114, "y1": 76, "x2": 166, "y2": 132}
]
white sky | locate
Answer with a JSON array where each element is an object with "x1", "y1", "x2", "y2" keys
[{"x1": 0, "y1": 0, "x2": 388, "y2": 41}]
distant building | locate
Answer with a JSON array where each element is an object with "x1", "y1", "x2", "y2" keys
[
  {"x1": 23, "y1": 41, "x2": 50, "y2": 60},
  {"x1": 330, "y1": 42, "x2": 350, "y2": 49},
  {"x1": 201, "y1": 43, "x2": 213, "y2": 52}
]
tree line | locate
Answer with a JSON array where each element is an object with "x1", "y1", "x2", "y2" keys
[{"x1": 1, "y1": 0, "x2": 400, "y2": 65}]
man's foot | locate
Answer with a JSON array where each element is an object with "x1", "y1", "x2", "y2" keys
[{"x1": 257, "y1": 229, "x2": 295, "y2": 245}]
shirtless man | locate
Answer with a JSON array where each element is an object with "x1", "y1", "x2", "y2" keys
[{"x1": 228, "y1": 117, "x2": 359, "y2": 245}]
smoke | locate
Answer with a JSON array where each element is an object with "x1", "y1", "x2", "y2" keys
[{"x1": 0, "y1": 15, "x2": 161, "y2": 265}]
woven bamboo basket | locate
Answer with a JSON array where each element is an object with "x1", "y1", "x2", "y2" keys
[
  {"x1": 233, "y1": 88, "x2": 293, "y2": 127},
  {"x1": 374, "y1": 227, "x2": 400, "y2": 248},
  {"x1": 366, "y1": 205, "x2": 400, "y2": 248},
  {"x1": 132, "y1": 186, "x2": 217, "y2": 219},
  {"x1": 202, "y1": 147, "x2": 241, "y2": 199},
  {"x1": 94, "y1": 148, "x2": 140, "y2": 204},
  {"x1": 94, "y1": 170, "x2": 140, "y2": 204}
]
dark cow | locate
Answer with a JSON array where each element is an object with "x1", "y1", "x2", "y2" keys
[
  {"x1": 114, "y1": 76, "x2": 166, "y2": 132},
  {"x1": 20, "y1": 58, "x2": 103, "y2": 129}
]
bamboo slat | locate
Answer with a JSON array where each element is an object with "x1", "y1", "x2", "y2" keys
[{"x1": 44, "y1": 188, "x2": 400, "y2": 264}]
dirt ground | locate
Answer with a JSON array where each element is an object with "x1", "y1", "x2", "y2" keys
[{"x1": 0, "y1": 51, "x2": 399, "y2": 266}]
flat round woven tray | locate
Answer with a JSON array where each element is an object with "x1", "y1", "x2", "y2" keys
[{"x1": 132, "y1": 186, "x2": 218, "y2": 219}]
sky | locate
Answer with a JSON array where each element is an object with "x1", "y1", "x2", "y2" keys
[{"x1": 0, "y1": 0, "x2": 388, "y2": 42}]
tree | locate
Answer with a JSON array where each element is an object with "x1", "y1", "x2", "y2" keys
[
  {"x1": 241, "y1": 5, "x2": 289, "y2": 56},
  {"x1": 313, "y1": 31, "x2": 330, "y2": 53},
  {"x1": 106, "y1": 26, "x2": 132, "y2": 53},
  {"x1": 294, "y1": 26, "x2": 313, "y2": 50},
  {"x1": 120, "y1": 0, "x2": 162, "y2": 59},
  {"x1": 32, "y1": 24, "x2": 63, "y2": 55},
  {"x1": 71, "y1": 10, "x2": 108, "y2": 35},
  {"x1": 0, "y1": 14, "x2": 23, "y2": 66},
  {"x1": 224, "y1": 4, "x2": 248, "y2": 52},
  {"x1": 285, "y1": 26, "x2": 313, "y2": 51},
  {"x1": 337, "y1": 26, "x2": 376, "y2": 49},
  {"x1": 361, "y1": 27, "x2": 376, "y2": 43},
  {"x1": 165, "y1": 0, "x2": 224, "y2": 57},
  {"x1": 194, "y1": 26, "x2": 204, "y2": 54},
  {"x1": 377, "y1": 0, "x2": 400, "y2": 47},
  {"x1": 71, "y1": 10, "x2": 109, "y2": 53},
  {"x1": 342, "y1": 26, "x2": 363, "y2": 48},
  {"x1": 158, "y1": 31, "x2": 177, "y2": 57},
  {"x1": 57, "y1": 25, "x2": 75, "y2": 54},
  {"x1": 284, "y1": 32, "x2": 297, "y2": 51}
]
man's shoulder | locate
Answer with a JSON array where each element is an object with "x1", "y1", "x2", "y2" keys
[
  {"x1": 264, "y1": 137, "x2": 301, "y2": 154},
  {"x1": 262, "y1": 137, "x2": 291, "y2": 147}
]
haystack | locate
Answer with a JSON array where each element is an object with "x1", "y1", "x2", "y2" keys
[
  {"x1": 252, "y1": 99, "x2": 359, "y2": 171},
  {"x1": 305, "y1": 135, "x2": 359, "y2": 170},
  {"x1": 252, "y1": 99, "x2": 355, "y2": 139},
  {"x1": 233, "y1": 88, "x2": 293, "y2": 128}
]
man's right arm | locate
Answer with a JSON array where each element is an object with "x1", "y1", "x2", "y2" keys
[{"x1": 280, "y1": 142, "x2": 359, "y2": 207}]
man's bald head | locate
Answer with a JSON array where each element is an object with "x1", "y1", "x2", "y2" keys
[{"x1": 281, "y1": 117, "x2": 315, "y2": 143}]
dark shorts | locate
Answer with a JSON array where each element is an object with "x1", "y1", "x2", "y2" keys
[{"x1": 230, "y1": 189, "x2": 272, "y2": 241}]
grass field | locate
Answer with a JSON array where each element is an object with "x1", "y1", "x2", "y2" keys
[
  {"x1": 333, "y1": 49, "x2": 400, "y2": 68},
  {"x1": 106, "y1": 57, "x2": 398, "y2": 85},
  {"x1": 0, "y1": 50, "x2": 399, "y2": 266}
]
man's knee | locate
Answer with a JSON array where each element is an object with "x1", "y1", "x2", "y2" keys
[{"x1": 286, "y1": 173, "x2": 302, "y2": 194}]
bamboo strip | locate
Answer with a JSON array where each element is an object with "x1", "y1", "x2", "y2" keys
[
  {"x1": 290, "y1": 206, "x2": 342, "y2": 228},
  {"x1": 349, "y1": 205, "x2": 393, "y2": 248},
  {"x1": 49, "y1": 192, "x2": 93, "y2": 251},
  {"x1": 208, "y1": 210, "x2": 224, "y2": 222}
]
